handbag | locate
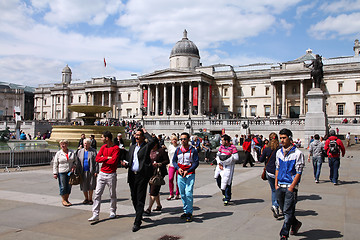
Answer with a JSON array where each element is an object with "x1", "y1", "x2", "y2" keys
[
  {"x1": 69, "y1": 172, "x2": 82, "y2": 185},
  {"x1": 261, "y1": 150, "x2": 275, "y2": 181},
  {"x1": 149, "y1": 167, "x2": 165, "y2": 186}
]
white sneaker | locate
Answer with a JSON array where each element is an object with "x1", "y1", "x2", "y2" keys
[
  {"x1": 88, "y1": 215, "x2": 99, "y2": 221},
  {"x1": 109, "y1": 212, "x2": 116, "y2": 219}
]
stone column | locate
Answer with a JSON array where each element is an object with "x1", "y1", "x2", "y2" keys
[
  {"x1": 281, "y1": 81, "x2": 286, "y2": 116},
  {"x1": 218, "y1": 85, "x2": 222, "y2": 113},
  {"x1": 198, "y1": 82, "x2": 202, "y2": 115},
  {"x1": 60, "y1": 95, "x2": 63, "y2": 119},
  {"x1": 208, "y1": 84, "x2": 211, "y2": 112},
  {"x1": 171, "y1": 83, "x2": 175, "y2": 116},
  {"x1": 189, "y1": 82, "x2": 192, "y2": 115},
  {"x1": 163, "y1": 84, "x2": 167, "y2": 116},
  {"x1": 85, "y1": 93, "x2": 88, "y2": 106},
  {"x1": 271, "y1": 82, "x2": 277, "y2": 116},
  {"x1": 139, "y1": 86, "x2": 143, "y2": 116},
  {"x1": 64, "y1": 93, "x2": 68, "y2": 121},
  {"x1": 91, "y1": 93, "x2": 94, "y2": 105},
  {"x1": 147, "y1": 85, "x2": 151, "y2": 116},
  {"x1": 229, "y1": 83, "x2": 234, "y2": 112},
  {"x1": 50, "y1": 95, "x2": 53, "y2": 119},
  {"x1": 300, "y1": 80, "x2": 304, "y2": 116},
  {"x1": 40, "y1": 96, "x2": 43, "y2": 120},
  {"x1": 155, "y1": 84, "x2": 159, "y2": 116},
  {"x1": 109, "y1": 91, "x2": 112, "y2": 118},
  {"x1": 180, "y1": 83, "x2": 184, "y2": 116},
  {"x1": 101, "y1": 92, "x2": 105, "y2": 106}
]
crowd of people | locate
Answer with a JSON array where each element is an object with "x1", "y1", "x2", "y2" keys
[{"x1": 51, "y1": 127, "x2": 351, "y2": 240}]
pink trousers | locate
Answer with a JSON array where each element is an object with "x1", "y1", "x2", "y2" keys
[{"x1": 168, "y1": 166, "x2": 179, "y2": 196}]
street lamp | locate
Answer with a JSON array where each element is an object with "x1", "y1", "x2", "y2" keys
[
  {"x1": 188, "y1": 100, "x2": 191, "y2": 120},
  {"x1": 140, "y1": 102, "x2": 145, "y2": 126},
  {"x1": 242, "y1": 99, "x2": 249, "y2": 130}
]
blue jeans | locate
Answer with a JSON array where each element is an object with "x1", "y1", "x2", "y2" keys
[
  {"x1": 328, "y1": 157, "x2": 340, "y2": 183},
  {"x1": 216, "y1": 175, "x2": 232, "y2": 201},
  {"x1": 267, "y1": 174, "x2": 279, "y2": 208},
  {"x1": 178, "y1": 173, "x2": 195, "y2": 214},
  {"x1": 312, "y1": 156, "x2": 323, "y2": 181},
  {"x1": 58, "y1": 172, "x2": 72, "y2": 196},
  {"x1": 276, "y1": 187, "x2": 300, "y2": 237}
]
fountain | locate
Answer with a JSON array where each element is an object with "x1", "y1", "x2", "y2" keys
[{"x1": 47, "y1": 105, "x2": 126, "y2": 148}]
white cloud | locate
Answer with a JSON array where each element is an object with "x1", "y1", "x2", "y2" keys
[
  {"x1": 309, "y1": 12, "x2": 360, "y2": 39},
  {"x1": 117, "y1": 0, "x2": 301, "y2": 47},
  {"x1": 279, "y1": 19, "x2": 294, "y2": 36},
  {"x1": 295, "y1": 2, "x2": 316, "y2": 19},
  {"x1": 320, "y1": 0, "x2": 360, "y2": 13},
  {"x1": 31, "y1": 0, "x2": 124, "y2": 26},
  {"x1": 0, "y1": 0, "x2": 305, "y2": 87}
]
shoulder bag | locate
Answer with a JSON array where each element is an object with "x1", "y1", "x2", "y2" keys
[
  {"x1": 69, "y1": 172, "x2": 82, "y2": 185},
  {"x1": 149, "y1": 167, "x2": 165, "y2": 186},
  {"x1": 261, "y1": 150, "x2": 275, "y2": 181}
]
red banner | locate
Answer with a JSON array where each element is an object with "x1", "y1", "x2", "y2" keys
[
  {"x1": 222, "y1": 128, "x2": 225, "y2": 135},
  {"x1": 143, "y1": 90, "x2": 148, "y2": 108},
  {"x1": 209, "y1": 85, "x2": 212, "y2": 112},
  {"x1": 193, "y1": 87, "x2": 198, "y2": 106}
]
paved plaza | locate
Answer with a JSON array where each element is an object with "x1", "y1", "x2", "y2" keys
[{"x1": 0, "y1": 147, "x2": 359, "y2": 240}]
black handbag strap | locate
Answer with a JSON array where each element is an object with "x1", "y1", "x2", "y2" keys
[{"x1": 264, "y1": 149, "x2": 275, "y2": 169}]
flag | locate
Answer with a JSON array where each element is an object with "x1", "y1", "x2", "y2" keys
[
  {"x1": 193, "y1": 87, "x2": 198, "y2": 106},
  {"x1": 104, "y1": 58, "x2": 107, "y2": 67}
]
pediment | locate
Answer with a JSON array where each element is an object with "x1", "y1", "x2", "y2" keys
[{"x1": 139, "y1": 69, "x2": 199, "y2": 79}]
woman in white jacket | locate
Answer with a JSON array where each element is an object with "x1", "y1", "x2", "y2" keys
[
  {"x1": 53, "y1": 139, "x2": 76, "y2": 207},
  {"x1": 214, "y1": 134, "x2": 239, "y2": 205}
]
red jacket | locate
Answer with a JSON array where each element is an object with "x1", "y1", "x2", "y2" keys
[
  {"x1": 242, "y1": 139, "x2": 252, "y2": 152},
  {"x1": 324, "y1": 136, "x2": 345, "y2": 158},
  {"x1": 96, "y1": 144, "x2": 120, "y2": 173}
]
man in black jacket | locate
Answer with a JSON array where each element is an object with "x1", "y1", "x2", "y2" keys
[{"x1": 122, "y1": 128, "x2": 155, "y2": 232}]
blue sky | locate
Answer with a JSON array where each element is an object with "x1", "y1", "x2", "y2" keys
[{"x1": 1, "y1": 0, "x2": 360, "y2": 87}]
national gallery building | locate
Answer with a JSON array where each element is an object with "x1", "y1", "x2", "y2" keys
[{"x1": 34, "y1": 30, "x2": 360, "y2": 136}]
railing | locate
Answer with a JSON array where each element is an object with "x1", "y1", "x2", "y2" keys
[
  {"x1": 144, "y1": 118, "x2": 305, "y2": 127},
  {"x1": 0, "y1": 141, "x2": 58, "y2": 170}
]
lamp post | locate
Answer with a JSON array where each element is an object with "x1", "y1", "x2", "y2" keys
[
  {"x1": 140, "y1": 102, "x2": 145, "y2": 126},
  {"x1": 188, "y1": 100, "x2": 191, "y2": 120},
  {"x1": 242, "y1": 99, "x2": 249, "y2": 133}
]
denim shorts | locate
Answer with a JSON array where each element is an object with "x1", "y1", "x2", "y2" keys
[{"x1": 58, "y1": 172, "x2": 72, "y2": 195}]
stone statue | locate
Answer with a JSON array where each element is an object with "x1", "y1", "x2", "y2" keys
[{"x1": 308, "y1": 54, "x2": 323, "y2": 88}]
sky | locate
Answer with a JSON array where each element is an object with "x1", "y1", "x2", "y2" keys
[{"x1": 1, "y1": 0, "x2": 360, "y2": 87}]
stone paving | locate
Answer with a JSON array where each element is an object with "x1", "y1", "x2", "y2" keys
[{"x1": 0, "y1": 147, "x2": 359, "y2": 240}]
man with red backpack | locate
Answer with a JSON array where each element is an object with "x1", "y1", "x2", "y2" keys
[
  {"x1": 242, "y1": 135, "x2": 254, "y2": 167},
  {"x1": 324, "y1": 130, "x2": 345, "y2": 185}
]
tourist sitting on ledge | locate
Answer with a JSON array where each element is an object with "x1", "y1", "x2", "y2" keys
[
  {"x1": 342, "y1": 118, "x2": 348, "y2": 124},
  {"x1": 352, "y1": 118, "x2": 358, "y2": 124}
]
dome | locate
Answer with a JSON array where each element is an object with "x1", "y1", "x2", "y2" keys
[
  {"x1": 62, "y1": 64, "x2": 72, "y2": 73},
  {"x1": 170, "y1": 30, "x2": 200, "y2": 58}
]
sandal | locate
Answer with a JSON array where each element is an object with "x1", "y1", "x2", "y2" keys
[
  {"x1": 144, "y1": 209, "x2": 151, "y2": 215},
  {"x1": 175, "y1": 195, "x2": 181, "y2": 200},
  {"x1": 83, "y1": 199, "x2": 89, "y2": 204},
  {"x1": 88, "y1": 200, "x2": 93, "y2": 205},
  {"x1": 167, "y1": 195, "x2": 174, "y2": 200},
  {"x1": 153, "y1": 206, "x2": 162, "y2": 211}
]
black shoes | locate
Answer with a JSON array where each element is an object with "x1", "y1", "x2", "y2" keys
[
  {"x1": 132, "y1": 224, "x2": 140, "y2": 232},
  {"x1": 290, "y1": 221, "x2": 302, "y2": 235}
]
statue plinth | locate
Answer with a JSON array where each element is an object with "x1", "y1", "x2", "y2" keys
[{"x1": 304, "y1": 88, "x2": 327, "y2": 146}]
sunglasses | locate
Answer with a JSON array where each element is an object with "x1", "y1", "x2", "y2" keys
[{"x1": 179, "y1": 138, "x2": 188, "y2": 141}]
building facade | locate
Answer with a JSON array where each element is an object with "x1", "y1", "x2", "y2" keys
[
  {"x1": 34, "y1": 31, "x2": 360, "y2": 135},
  {"x1": 0, "y1": 82, "x2": 34, "y2": 121}
]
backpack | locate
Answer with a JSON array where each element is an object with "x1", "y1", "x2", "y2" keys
[{"x1": 329, "y1": 139, "x2": 340, "y2": 155}]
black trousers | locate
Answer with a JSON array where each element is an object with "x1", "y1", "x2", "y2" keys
[
  {"x1": 243, "y1": 151, "x2": 254, "y2": 167},
  {"x1": 128, "y1": 171, "x2": 148, "y2": 226}
]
